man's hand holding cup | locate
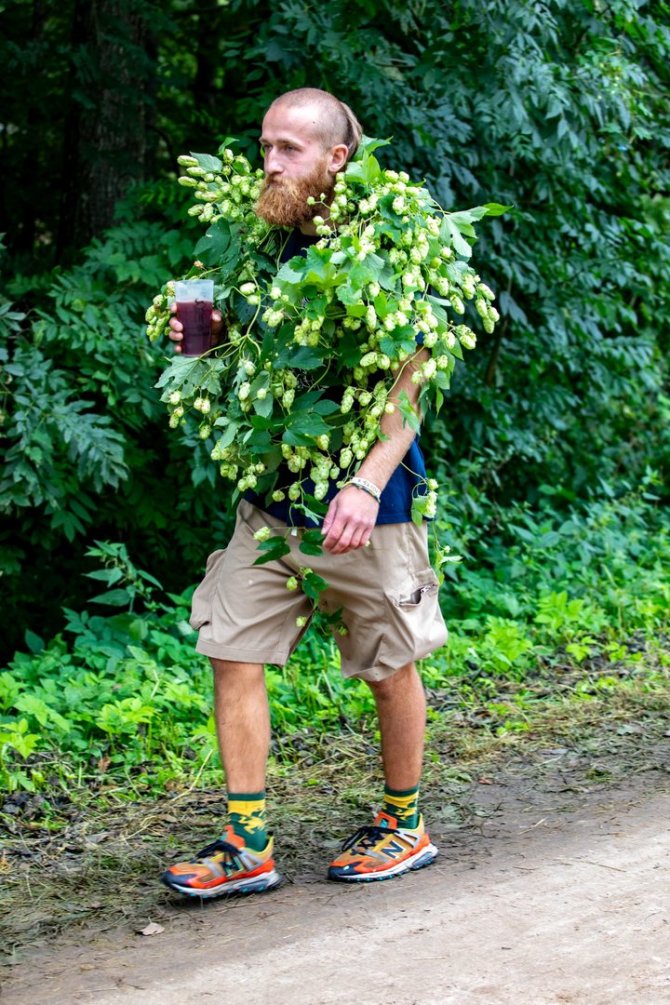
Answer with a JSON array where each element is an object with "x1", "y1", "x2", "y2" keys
[{"x1": 169, "y1": 279, "x2": 224, "y2": 355}]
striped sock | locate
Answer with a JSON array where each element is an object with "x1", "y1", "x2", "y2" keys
[
  {"x1": 382, "y1": 785, "x2": 420, "y2": 829},
  {"x1": 227, "y1": 791, "x2": 268, "y2": 852}
]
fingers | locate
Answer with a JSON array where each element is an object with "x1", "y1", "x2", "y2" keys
[
  {"x1": 322, "y1": 489, "x2": 378, "y2": 554},
  {"x1": 334, "y1": 527, "x2": 362, "y2": 554},
  {"x1": 168, "y1": 306, "x2": 222, "y2": 355},
  {"x1": 322, "y1": 498, "x2": 338, "y2": 537},
  {"x1": 168, "y1": 313, "x2": 183, "y2": 336},
  {"x1": 325, "y1": 525, "x2": 355, "y2": 555},
  {"x1": 210, "y1": 309, "x2": 225, "y2": 348},
  {"x1": 168, "y1": 303, "x2": 183, "y2": 353},
  {"x1": 326, "y1": 525, "x2": 372, "y2": 555}
]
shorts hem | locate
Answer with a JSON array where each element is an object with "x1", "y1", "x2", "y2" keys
[
  {"x1": 195, "y1": 640, "x2": 290, "y2": 665},
  {"x1": 343, "y1": 635, "x2": 448, "y2": 682},
  {"x1": 342, "y1": 661, "x2": 407, "y2": 682}
]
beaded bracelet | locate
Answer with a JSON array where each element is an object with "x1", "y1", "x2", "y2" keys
[{"x1": 348, "y1": 476, "x2": 382, "y2": 503}]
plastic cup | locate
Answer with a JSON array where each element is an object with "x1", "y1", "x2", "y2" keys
[{"x1": 174, "y1": 279, "x2": 215, "y2": 356}]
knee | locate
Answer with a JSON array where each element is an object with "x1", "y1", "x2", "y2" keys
[
  {"x1": 211, "y1": 659, "x2": 265, "y2": 686},
  {"x1": 366, "y1": 661, "x2": 417, "y2": 700}
]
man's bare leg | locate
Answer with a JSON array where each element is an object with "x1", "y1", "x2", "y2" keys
[
  {"x1": 327, "y1": 662, "x2": 435, "y2": 880},
  {"x1": 367, "y1": 661, "x2": 426, "y2": 790},
  {"x1": 211, "y1": 658, "x2": 270, "y2": 791},
  {"x1": 160, "y1": 658, "x2": 280, "y2": 895},
  {"x1": 211, "y1": 658, "x2": 425, "y2": 793}
]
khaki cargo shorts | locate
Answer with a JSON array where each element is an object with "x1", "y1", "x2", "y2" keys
[{"x1": 190, "y1": 499, "x2": 448, "y2": 682}]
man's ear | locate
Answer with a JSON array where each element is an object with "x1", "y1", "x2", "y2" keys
[{"x1": 328, "y1": 143, "x2": 349, "y2": 175}]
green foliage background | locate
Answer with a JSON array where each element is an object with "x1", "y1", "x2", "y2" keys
[{"x1": 1, "y1": 0, "x2": 669, "y2": 715}]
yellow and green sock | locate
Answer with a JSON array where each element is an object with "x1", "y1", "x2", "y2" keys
[
  {"x1": 382, "y1": 785, "x2": 420, "y2": 829},
  {"x1": 227, "y1": 791, "x2": 268, "y2": 852}
]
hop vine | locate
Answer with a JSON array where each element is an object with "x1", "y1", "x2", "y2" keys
[{"x1": 148, "y1": 136, "x2": 505, "y2": 526}]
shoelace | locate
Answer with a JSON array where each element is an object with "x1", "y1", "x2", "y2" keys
[
  {"x1": 340, "y1": 825, "x2": 399, "y2": 853},
  {"x1": 195, "y1": 837, "x2": 244, "y2": 874}
]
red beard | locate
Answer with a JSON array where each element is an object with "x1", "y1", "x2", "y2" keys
[{"x1": 255, "y1": 162, "x2": 335, "y2": 227}]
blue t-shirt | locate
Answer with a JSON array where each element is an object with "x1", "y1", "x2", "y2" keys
[{"x1": 245, "y1": 229, "x2": 427, "y2": 528}]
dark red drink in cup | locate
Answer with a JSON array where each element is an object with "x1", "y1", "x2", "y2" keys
[{"x1": 174, "y1": 280, "x2": 215, "y2": 356}]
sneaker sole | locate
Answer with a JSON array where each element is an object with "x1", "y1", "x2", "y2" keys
[
  {"x1": 328, "y1": 843, "x2": 439, "y2": 883},
  {"x1": 161, "y1": 868, "x2": 283, "y2": 899}
]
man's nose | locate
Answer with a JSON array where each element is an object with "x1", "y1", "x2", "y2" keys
[{"x1": 264, "y1": 149, "x2": 283, "y2": 176}]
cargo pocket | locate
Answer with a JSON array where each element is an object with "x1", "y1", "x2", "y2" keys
[
  {"x1": 189, "y1": 549, "x2": 227, "y2": 631},
  {"x1": 380, "y1": 568, "x2": 447, "y2": 667},
  {"x1": 395, "y1": 571, "x2": 440, "y2": 608}
]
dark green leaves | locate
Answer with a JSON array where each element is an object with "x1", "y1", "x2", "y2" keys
[
  {"x1": 253, "y1": 536, "x2": 291, "y2": 565},
  {"x1": 345, "y1": 136, "x2": 390, "y2": 186},
  {"x1": 282, "y1": 412, "x2": 331, "y2": 446},
  {"x1": 190, "y1": 152, "x2": 223, "y2": 173},
  {"x1": 276, "y1": 257, "x2": 307, "y2": 284},
  {"x1": 301, "y1": 570, "x2": 329, "y2": 602},
  {"x1": 193, "y1": 219, "x2": 242, "y2": 273},
  {"x1": 396, "y1": 391, "x2": 421, "y2": 433},
  {"x1": 276, "y1": 345, "x2": 324, "y2": 370},
  {"x1": 298, "y1": 529, "x2": 325, "y2": 556}
]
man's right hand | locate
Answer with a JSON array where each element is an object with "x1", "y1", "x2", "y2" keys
[{"x1": 168, "y1": 302, "x2": 225, "y2": 353}]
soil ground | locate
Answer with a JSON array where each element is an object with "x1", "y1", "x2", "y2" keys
[{"x1": 2, "y1": 720, "x2": 669, "y2": 1005}]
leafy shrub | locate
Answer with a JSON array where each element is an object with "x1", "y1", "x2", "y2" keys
[
  {"x1": 2, "y1": 483, "x2": 669, "y2": 796},
  {"x1": 2, "y1": 1, "x2": 670, "y2": 694}
]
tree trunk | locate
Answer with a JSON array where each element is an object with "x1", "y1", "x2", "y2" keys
[
  {"x1": 58, "y1": 0, "x2": 150, "y2": 254},
  {"x1": 9, "y1": 0, "x2": 47, "y2": 255}
]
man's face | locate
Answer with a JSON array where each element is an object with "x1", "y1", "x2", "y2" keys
[{"x1": 255, "y1": 103, "x2": 341, "y2": 228}]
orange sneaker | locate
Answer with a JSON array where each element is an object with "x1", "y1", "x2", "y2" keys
[
  {"x1": 327, "y1": 811, "x2": 438, "y2": 883},
  {"x1": 161, "y1": 826, "x2": 282, "y2": 898}
]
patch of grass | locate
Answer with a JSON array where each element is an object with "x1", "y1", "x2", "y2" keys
[{"x1": 2, "y1": 487, "x2": 670, "y2": 799}]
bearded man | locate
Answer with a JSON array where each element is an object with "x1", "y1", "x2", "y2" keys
[{"x1": 162, "y1": 88, "x2": 447, "y2": 897}]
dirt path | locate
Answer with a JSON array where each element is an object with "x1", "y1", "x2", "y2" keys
[{"x1": 4, "y1": 775, "x2": 669, "y2": 1005}]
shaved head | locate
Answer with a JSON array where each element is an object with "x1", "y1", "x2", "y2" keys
[
  {"x1": 256, "y1": 89, "x2": 363, "y2": 229},
  {"x1": 269, "y1": 88, "x2": 363, "y2": 160}
]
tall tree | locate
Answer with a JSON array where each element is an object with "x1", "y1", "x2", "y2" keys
[
  {"x1": 58, "y1": 0, "x2": 154, "y2": 251},
  {"x1": 1, "y1": 0, "x2": 669, "y2": 658}
]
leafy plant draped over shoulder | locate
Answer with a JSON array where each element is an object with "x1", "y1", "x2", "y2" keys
[{"x1": 148, "y1": 138, "x2": 505, "y2": 525}]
